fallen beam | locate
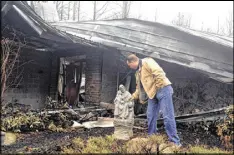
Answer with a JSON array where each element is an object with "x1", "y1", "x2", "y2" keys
[
  {"x1": 135, "y1": 107, "x2": 227, "y2": 124},
  {"x1": 136, "y1": 107, "x2": 227, "y2": 119},
  {"x1": 91, "y1": 102, "x2": 115, "y2": 110}
]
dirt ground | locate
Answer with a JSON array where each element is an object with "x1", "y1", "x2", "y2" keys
[{"x1": 1, "y1": 122, "x2": 224, "y2": 154}]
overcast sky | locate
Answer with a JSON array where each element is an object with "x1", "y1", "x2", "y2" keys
[
  {"x1": 45, "y1": 1, "x2": 233, "y2": 32},
  {"x1": 132, "y1": 1, "x2": 233, "y2": 30}
]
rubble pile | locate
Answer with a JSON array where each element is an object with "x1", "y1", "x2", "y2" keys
[
  {"x1": 173, "y1": 79, "x2": 233, "y2": 115},
  {"x1": 1, "y1": 108, "x2": 74, "y2": 133},
  {"x1": 133, "y1": 79, "x2": 233, "y2": 116},
  {"x1": 1, "y1": 98, "x2": 112, "y2": 133}
]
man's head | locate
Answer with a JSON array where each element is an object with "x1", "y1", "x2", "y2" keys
[{"x1": 126, "y1": 54, "x2": 139, "y2": 70}]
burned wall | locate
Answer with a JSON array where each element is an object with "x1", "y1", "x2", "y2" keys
[
  {"x1": 85, "y1": 51, "x2": 103, "y2": 103},
  {"x1": 85, "y1": 49, "x2": 125, "y2": 104},
  {"x1": 49, "y1": 53, "x2": 60, "y2": 99},
  {"x1": 4, "y1": 48, "x2": 53, "y2": 109},
  {"x1": 101, "y1": 50, "x2": 119, "y2": 103}
]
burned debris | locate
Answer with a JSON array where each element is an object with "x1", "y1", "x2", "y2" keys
[{"x1": 1, "y1": 98, "x2": 114, "y2": 133}]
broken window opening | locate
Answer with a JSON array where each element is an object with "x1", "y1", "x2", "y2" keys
[{"x1": 58, "y1": 56, "x2": 86, "y2": 108}]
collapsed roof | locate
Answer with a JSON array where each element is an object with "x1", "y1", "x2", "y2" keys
[
  {"x1": 2, "y1": 1, "x2": 233, "y2": 84},
  {"x1": 50, "y1": 19, "x2": 233, "y2": 83}
]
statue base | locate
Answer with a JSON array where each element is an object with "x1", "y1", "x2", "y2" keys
[{"x1": 113, "y1": 118, "x2": 134, "y2": 140}]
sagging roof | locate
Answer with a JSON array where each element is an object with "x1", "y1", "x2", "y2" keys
[
  {"x1": 1, "y1": 1, "x2": 104, "y2": 51},
  {"x1": 50, "y1": 19, "x2": 233, "y2": 83}
]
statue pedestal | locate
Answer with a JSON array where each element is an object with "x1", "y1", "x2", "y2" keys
[
  {"x1": 113, "y1": 85, "x2": 135, "y2": 140},
  {"x1": 113, "y1": 118, "x2": 134, "y2": 140}
]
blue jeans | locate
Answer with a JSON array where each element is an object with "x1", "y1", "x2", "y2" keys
[{"x1": 147, "y1": 85, "x2": 181, "y2": 145}]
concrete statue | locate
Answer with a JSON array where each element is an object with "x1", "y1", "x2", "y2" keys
[{"x1": 113, "y1": 85, "x2": 134, "y2": 140}]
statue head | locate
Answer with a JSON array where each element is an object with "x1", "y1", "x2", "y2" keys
[{"x1": 119, "y1": 85, "x2": 126, "y2": 93}]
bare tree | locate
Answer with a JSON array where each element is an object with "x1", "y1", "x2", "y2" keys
[
  {"x1": 61, "y1": 1, "x2": 64, "y2": 20},
  {"x1": 201, "y1": 22, "x2": 204, "y2": 31},
  {"x1": 92, "y1": 1, "x2": 110, "y2": 21},
  {"x1": 67, "y1": 1, "x2": 71, "y2": 20},
  {"x1": 217, "y1": 16, "x2": 220, "y2": 34},
  {"x1": 154, "y1": 8, "x2": 158, "y2": 22},
  {"x1": 54, "y1": 1, "x2": 61, "y2": 20},
  {"x1": 225, "y1": 10, "x2": 233, "y2": 37},
  {"x1": 102, "y1": 1, "x2": 133, "y2": 20},
  {"x1": 122, "y1": 1, "x2": 132, "y2": 19},
  {"x1": 93, "y1": 1, "x2": 97, "y2": 21},
  {"x1": 137, "y1": 2, "x2": 142, "y2": 19},
  {"x1": 55, "y1": 1, "x2": 67, "y2": 21},
  {"x1": 55, "y1": 1, "x2": 70, "y2": 21},
  {"x1": 73, "y1": 1, "x2": 77, "y2": 21},
  {"x1": 186, "y1": 14, "x2": 192, "y2": 28},
  {"x1": 1, "y1": 34, "x2": 26, "y2": 104},
  {"x1": 77, "y1": 1, "x2": 81, "y2": 21},
  {"x1": 171, "y1": 12, "x2": 192, "y2": 28},
  {"x1": 172, "y1": 12, "x2": 184, "y2": 26},
  {"x1": 219, "y1": 26, "x2": 226, "y2": 36},
  {"x1": 70, "y1": 1, "x2": 81, "y2": 21},
  {"x1": 206, "y1": 28, "x2": 212, "y2": 33}
]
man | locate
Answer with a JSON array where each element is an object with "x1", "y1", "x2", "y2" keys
[{"x1": 127, "y1": 54, "x2": 181, "y2": 146}]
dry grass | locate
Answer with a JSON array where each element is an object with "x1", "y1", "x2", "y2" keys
[
  {"x1": 188, "y1": 145, "x2": 230, "y2": 154},
  {"x1": 82, "y1": 135, "x2": 118, "y2": 153},
  {"x1": 124, "y1": 134, "x2": 184, "y2": 154},
  {"x1": 61, "y1": 133, "x2": 232, "y2": 154}
]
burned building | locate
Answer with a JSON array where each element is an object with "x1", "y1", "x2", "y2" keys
[
  {"x1": 50, "y1": 19, "x2": 233, "y2": 115},
  {"x1": 1, "y1": 1, "x2": 233, "y2": 116}
]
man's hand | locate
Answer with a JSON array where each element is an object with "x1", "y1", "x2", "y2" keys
[
  {"x1": 128, "y1": 95, "x2": 134, "y2": 102},
  {"x1": 140, "y1": 100, "x2": 147, "y2": 104}
]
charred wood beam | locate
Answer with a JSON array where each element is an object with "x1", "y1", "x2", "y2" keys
[
  {"x1": 90, "y1": 102, "x2": 115, "y2": 110},
  {"x1": 136, "y1": 107, "x2": 227, "y2": 124},
  {"x1": 39, "y1": 108, "x2": 78, "y2": 115},
  {"x1": 41, "y1": 107, "x2": 108, "y2": 115},
  {"x1": 73, "y1": 106, "x2": 99, "y2": 111},
  {"x1": 62, "y1": 64, "x2": 66, "y2": 102},
  {"x1": 76, "y1": 63, "x2": 83, "y2": 104},
  {"x1": 40, "y1": 31, "x2": 73, "y2": 44}
]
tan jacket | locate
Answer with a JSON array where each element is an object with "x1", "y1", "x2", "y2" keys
[{"x1": 132, "y1": 57, "x2": 171, "y2": 100}]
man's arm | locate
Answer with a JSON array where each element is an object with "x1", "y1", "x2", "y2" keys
[
  {"x1": 131, "y1": 71, "x2": 139, "y2": 100},
  {"x1": 145, "y1": 58, "x2": 164, "y2": 77},
  {"x1": 132, "y1": 83, "x2": 139, "y2": 100}
]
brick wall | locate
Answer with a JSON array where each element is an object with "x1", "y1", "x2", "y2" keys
[
  {"x1": 85, "y1": 51, "x2": 103, "y2": 103},
  {"x1": 4, "y1": 48, "x2": 52, "y2": 109},
  {"x1": 49, "y1": 53, "x2": 59, "y2": 99}
]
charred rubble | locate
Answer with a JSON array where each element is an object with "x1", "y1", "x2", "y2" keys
[{"x1": 1, "y1": 97, "x2": 113, "y2": 133}]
